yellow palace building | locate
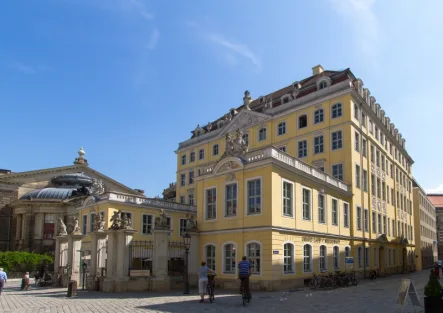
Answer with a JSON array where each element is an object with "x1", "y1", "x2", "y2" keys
[{"x1": 175, "y1": 65, "x2": 416, "y2": 290}]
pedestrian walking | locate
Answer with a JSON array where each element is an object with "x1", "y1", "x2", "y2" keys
[
  {"x1": 0, "y1": 267, "x2": 7, "y2": 296},
  {"x1": 434, "y1": 262, "x2": 440, "y2": 279},
  {"x1": 21, "y1": 272, "x2": 30, "y2": 291}
]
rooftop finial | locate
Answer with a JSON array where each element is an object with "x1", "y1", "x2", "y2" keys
[{"x1": 74, "y1": 147, "x2": 88, "y2": 165}]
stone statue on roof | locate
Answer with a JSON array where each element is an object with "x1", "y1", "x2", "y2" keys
[
  {"x1": 243, "y1": 90, "x2": 252, "y2": 110},
  {"x1": 57, "y1": 218, "x2": 68, "y2": 236}
]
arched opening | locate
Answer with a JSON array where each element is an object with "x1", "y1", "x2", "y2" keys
[{"x1": 379, "y1": 246, "x2": 385, "y2": 274}]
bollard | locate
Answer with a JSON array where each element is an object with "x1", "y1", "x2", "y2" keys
[{"x1": 67, "y1": 280, "x2": 78, "y2": 297}]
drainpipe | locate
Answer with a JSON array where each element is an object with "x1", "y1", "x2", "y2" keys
[{"x1": 7, "y1": 206, "x2": 11, "y2": 251}]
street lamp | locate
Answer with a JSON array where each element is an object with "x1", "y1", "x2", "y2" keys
[
  {"x1": 183, "y1": 233, "x2": 191, "y2": 295},
  {"x1": 82, "y1": 262, "x2": 87, "y2": 290}
]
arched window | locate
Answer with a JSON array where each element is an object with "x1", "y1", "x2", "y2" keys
[
  {"x1": 223, "y1": 243, "x2": 236, "y2": 274},
  {"x1": 314, "y1": 109, "x2": 324, "y2": 124},
  {"x1": 283, "y1": 243, "x2": 294, "y2": 274},
  {"x1": 303, "y1": 244, "x2": 312, "y2": 272},
  {"x1": 333, "y1": 246, "x2": 340, "y2": 269},
  {"x1": 319, "y1": 245, "x2": 327, "y2": 272},
  {"x1": 332, "y1": 103, "x2": 342, "y2": 119},
  {"x1": 247, "y1": 242, "x2": 261, "y2": 274},
  {"x1": 258, "y1": 127, "x2": 267, "y2": 141},
  {"x1": 277, "y1": 122, "x2": 286, "y2": 136},
  {"x1": 299, "y1": 115, "x2": 308, "y2": 129},
  {"x1": 345, "y1": 246, "x2": 351, "y2": 258},
  {"x1": 205, "y1": 245, "x2": 216, "y2": 270},
  {"x1": 319, "y1": 81, "x2": 328, "y2": 90}
]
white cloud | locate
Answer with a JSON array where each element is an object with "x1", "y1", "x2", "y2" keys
[
  {"x1": 427, "y1": 185, "x2": 443, "y2": 194},
  {"x1": 329, "y1": 0, "x2": 380, "y2": 59},
  {"x1": 13, "y1": 62, "x2": 36, "y2": 74},
  {"x1": 206, "y1": 33, "x2": 261, "y2": 72},
  {"x1": 146, "y1": 28, "x2": 159, "y2": 50}
]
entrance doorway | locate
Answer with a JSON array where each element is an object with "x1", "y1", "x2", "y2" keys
[
  {"x1": 379, "y1": 246, "x2": 385, "y2": 274},
  {"x1": 402, "y1": 248, "x2": 407, "y2": 272}
]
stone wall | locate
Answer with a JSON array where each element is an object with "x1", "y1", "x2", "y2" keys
[{"x1": 0, "y1": 188, "x2": 17, "y2": 251}]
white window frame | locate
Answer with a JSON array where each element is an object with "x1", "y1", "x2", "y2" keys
[
  {"x1": 141, "y1": 214, "x2": 154, "y2": 235},
  {"x1": 277, "y1": 121, "x2": 286, "y2": 136},
  {"x1": 314, "y1": 135, "x2": 324, "y2": 154},
  {"x1": 204, "y1": 244, "x2": 216, "y2": 271},
  {"x1": 302, "y1": 186, "x2": 312, "y2": 221},
  {"x1": 364, "y1": 209, "x2": 369, "y2": 231},
  {"x1": 258, "y1": 127, "x2": 267, "y2": 141},
  {"x1": 298, "y1": 139, "x2": 308, "y2": 158},
  {"x1": 224, "y1": 181, "x2": 238, "y2": 218},
  {"x1": 318, "y1": 193, "x2": 326, "y2": 224},
  {"x1": 278, "y1": 146, "x2": 287, "y2": 153},
  {"x1": 179, "y1": 218, "x2": 188, "y2": 237},
  {"x1": 222, "y1": 242, "x2": 237, "y2": 275},
  {"x1": 283, "y1": 241, "x2": 295, "y2": 274},
  {"x1": 343, "y1": 202, "x2": 349, "y2": 228},
  {"x1": 331, "y1": 163, "x2": 344, "y2": 181},
  {"x1": 331, "y1": 103, "x2": 342, "y2": 119},
  {"x1": 303, "y1": 243, "x2": 313, "y2": 273},
  {"x1": 204, "y1": 186, "x2": 217, "y2": 220},
  {"x1": 333, "y1": 245, "x2": 340, "y2": 269},
  {"x1": 282, "y1": 179, "x2": 294, "y2": 217},
  {"x1": 319, "y1": 245, "x2": 328, "y2": 272},
  {"x1": 356, "y1": 206, "x2": 362, "y2": 230},
  {"x1": 213, "y1": 144, "x2": 219, "y2": 156},
  {"x1": 199, "y1": 149, "x2": 205, "y2": 160},
  {"x1": 181, "y1": 155, "x2": 186, "y2": 165},
  {"x1": 331, "y1": 198, "x2": 339, "y2": 226},
  {"x1": 314, "y1": 108, "x2": 324, "y2": 124},
  {"x1": 355, "y1": 164, "x2": 361, "y2": 189},
  {"x1": 298, "y1": 114, "x2": 308, "y2": 129},
  {"x1": 190, "y1": 151, "x2": 195, "y2": 162},
  {"x1": 188, "y1": 194, "x2": 194, "y2": 206},
  {"x1": 180, "y1": 173, "x2": 185, "y2": 187},
  {"x1": 245, "y1": 177, "x2": 262, "y2": 216},
  {"x1": 245, "y1": 241, "x2": 262, "y2": 275},
  {"x1": 355, "y1": 131, "x2": 360, "y2": 152},
  {"x1": 331, "y1": 130, "x2": 343, "y2": 150}
]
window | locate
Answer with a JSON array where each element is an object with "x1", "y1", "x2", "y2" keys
[
  {"x1": 180, "y1": 196, "x2": 185, "y2": 204},
  {"x1": 354, "y1": 103, "x2": 359, "y2": 120},
  {"x1": 362, "y1": 138, "x2": 367, "y2": 157},
  {"x1": 332, "y1": 164, "x2": 343, "y2": 181},
  {"x1": 381, "y1": 155, "x2": 385, "y2": 171},
  {"x1": 333, "y1": 246, "x2": 340, "y2": 269},
  {"x1": 345, "y1": 246, "x2": 351, "y2": 257},
  {"x1": 369, "y1": 120, "x2": 373, "y2": 133},
  {"x1": 277, "y1": 122, "x2": 286, "y2": 136},
  {"x1": 364, "y1": 209, "x2": 369, "y2": 231},
  {"x1": 302, "y1": 188, "x2": 311, "y2": 220},
  {"x1": 376, "y1": 150, "x2": 380, "y2": 167},
  {"x1": 247, "y1": 179, "x2": 261, "y2": 215},
  {"x1": 298, "y1": 140, "x2": 307, "y2": 158},
  {"x1": 284, "y1": 243, "x2": 294, "y2": 273},
  {"x1": 370, "y1": 145, "x2": 375, "y2": 163},
  {"x1": 391, "y1": 188, "x2": 394, "y2": 204},
  {"x1": 377, "y1": 178, "x2": 381, "y2": 198},
  {"x1": 371, "y1": 174, "x2": 376, "y2": 196},
  {"x1": 390, "y1": 164, "x2": 394, "y2": 178},
  {"x1": 247, "y1": 243, "x2": 261, "y2": 274},
  {"x1": 279, "y1": 146, "x2": 286, "y2": 153},
  {"x1": 343, "y1": 203, "x2": 349, "y2": 228},
  {"x1": 318, "y1": 194, "x2": 325, "y2": 223},
  {"x1": 188, "y1": 194, "x2": 194, "y2": 206},
  {"x1": 142, "y1": 214, "x2": 153, "y2": 235},
  {"x1": 378, "y1": 213, "x2": 382, "y2": 233},
  {"x1": 190, "y1": 152, "x2": 195, "y2": 162},
  {"x1": 180, "y1": 219, "x2": 188, "y2": 236},
  {"x1": 43, "y1": 214, "x2": 56, "y2": 239},
  {"x1": 303, "y1": 244, "x2": 312, "y2": 272},
  {"x1": 223, "y1": 244, "x2": 236, "y2": 274},
  {"x1": 258, "y1": 127, "x2": 267, "y2": 141},
  {"x1": 314, "y1": 135, "x2": 324, "y2": 154},
  {"x1": 375, "y1": 127, "x2": 379, "y2": 140},
  {"x1": 355, "y1": 165, "x2": 361, "y2": 188},
  {"x1": 383, "y1": 216, "x2": 387, "y2": 234},
  {"x1": 355, "y1": 132, "x2": 360, "y2": 152},
  {"x1": 188, "y1": 171, "x2": 194, "y2": 184},
  {"x1": 358, "y1": 247, "x2": 363, "y2": 267},
  {"x1": 223, "y1": 183, "x2": 238, "y2": 217},
  {"x1": 319, "y1": 245, "x2": 327, "y2": 271},
  {"x1": 199, "y1": 149, "x2": 204, "y2": 160},
  {"x1": 206, "y1": 245, "x2": 216, "y2": 271},
  {"x1": 181, "y1": 155, "x2": 186, "y2": 165},
  {"x1": 299, "y1": 115, "x2": 307, "y2": 128},
  {"x1": 331, "y1": 131, "x2": 343, "y2": 150},
  {"x1": 363, "y1": 170, "x2": 368, "y2": 192},
  {"x1": 180, "y1": 174, "x2": 185, "y2": 187},
  {"x1": 318, "y1": 167, "x2": 325, "y2": 172},
  {"x1": 381, "y1": 133, "x2": 384, "y2": 145},
  {"x1": 387, "y1": 188, "x2": 389, "y2": 204},
  {"x1": 357, "y1": 206, "x2": 362, "y2": 230},
  {"x1": 332, "y1": 199, "x2": 338, "y2": 226},
  {"x1": 331, "y1": 103, "x2": 342, "y2": 118},
  {"x1": 365, "y1": 247, "x2": 369, "y2": 266},
  {"x1": 243, "y1": 134, "x2": 249, "y2": 146},
  {"x1": 319, "y1": 81, "x2": 328, "y2": 89},
  {"x1": 205, "y1": 188, "x2": 217, "y2": 220},
  {"x1": 213, "y1": 144, "x2": 219, "y2": 156},
  {"x1": 382, "y1": 182, "x2": 386, "y2": 200},
  {"x1": 283, "y1": 97, "x2": 289, "y2": 104},
  {"x1": 282, "y1": 181, "x2": 293, "y2": 217},
  {"x1": 372, "y1": 212, "x2": 376, "y2": 233},
  {"x1": 90, "y1": 213, "x2": 96, "y2": 232},
  {"x1": 314, "y1": 109, "x2": 324, "y2": 124},
  {"x1": 362, "y1": 112, "x2": 366, "y2": 127},
  {"x1": 82, "y1": 215, "x2": 87, "y2": 235}
]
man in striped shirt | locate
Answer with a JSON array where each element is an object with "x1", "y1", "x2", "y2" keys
[{"x1": 238, "y1": 256, "x2": 252, "y2": 301}]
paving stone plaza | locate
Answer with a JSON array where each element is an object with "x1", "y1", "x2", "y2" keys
[{"x1": 0, "y1": 271, "x2": 429, "y2": 313}]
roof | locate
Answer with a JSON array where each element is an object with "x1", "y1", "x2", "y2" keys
[
  {"x1": 189, "y1": 68, "x2": 353, "y2": 139},
  {"x1": 20, "y1": 188, "x2": 75, "y2": 200},
  {"x1": 427, "y1": 195, "x2": 443, "y2": 207}
]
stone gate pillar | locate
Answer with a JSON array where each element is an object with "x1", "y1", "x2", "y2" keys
[
  {"x1": 152, "y1": 229, "x2": 171, "y2": 291},
  {"x1": 188, "y1": 231, "x2": 200, "y2": 287},
  {"x1": 86, "y1": 231, "x2": 107, "y2": 290},
  {"x1": 67, "y1": 233, "x2": 84, "y2": 283}
]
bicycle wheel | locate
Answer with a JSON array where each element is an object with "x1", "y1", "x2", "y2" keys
[
  {"x1": 207, "y1": 285, "x2": 213, "y2": 303},
  {"x1": 308, "y1": 279, "x2": 317, "y2": 290}
]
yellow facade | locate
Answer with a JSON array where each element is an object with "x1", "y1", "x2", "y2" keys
[{"x1": 175, "y1": 65, "x2": 416, "y2": 289}]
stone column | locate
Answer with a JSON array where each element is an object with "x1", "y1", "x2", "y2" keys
[
  {"x1": 67, "y1": 233, "x2": 84, "y2": 283},
  {"x1": 16, "y1": 215, "x2": 22, "y2": 241},
  {"x1": 151, "y1": 229, "x2": 171, "y2": 292},
  {"x1": 102, "y1": 230, "x2": 116, "y2": 292},
  {"x1": 34, "y1": 213, "x2": 44, "y2": 239},
  {"x1": 55, "y1": 235, "x2": 69, "y2": 287},
  {"x1": 188, "y1": 231, "x2": 200, "y2": 287}
]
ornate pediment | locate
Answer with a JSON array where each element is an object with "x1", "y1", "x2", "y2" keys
[
  {"x1": 220, "y1": 110, "x2": 270, "y2": 135},
  {"x1": 213, "y1": 157, "x2": 244, "y2": 175}
]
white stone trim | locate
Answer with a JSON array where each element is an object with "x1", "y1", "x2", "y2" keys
[
  {"x1": 319, "y1": 244, "x2": 328, "y2": 272},
  {"x1": 282, "y1": 240, "x2": 295, "y2": 275},
  {"x1": 245, "y1": 176, "x2": 263, "y2": 217},
  {"x1": 223, "y1": 180, "x2": 239, "y2": 219},
  {"x1": 281, "y1": 178, "x2": 295, "y2": 218},
  {"x1": 302, "y1": 243, "x2": 313, "y2": 273},
  {"x1": 204, "y1": 185, "x2": 218, "y2": 221},
  {"x1": 222, "y1": 242, "x2": 237, "y2": 275},
  {"x1": 244, "y1": 240, "x2": 262, "y2": 276}
]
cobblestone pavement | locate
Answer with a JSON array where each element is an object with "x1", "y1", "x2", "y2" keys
[{"x1": 0, "y1": 271, "x2": 429, "y2": 313}]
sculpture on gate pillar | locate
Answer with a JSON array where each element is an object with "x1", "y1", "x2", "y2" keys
[
  {"x1": 69, "y1": 217, "x2": 80, "y2": 235},
  {"x1": 154, "y1": 209, "x2": 169, "y2": 230},
  {"x1": 186, "y1": 214, "x2": 198, "y2": 232},
  {"x1": 94, "y1": 213, "x2": 105, "y2": 232},
  {"x1": 110, "y1": 210, "x2": 122, "y2": 230},
  {"x1": 57, "y1": 218, "x2": 68, "y2": 236},
  {"x1": 121, "y1": 214, "x2": 133, "y2": 230}
]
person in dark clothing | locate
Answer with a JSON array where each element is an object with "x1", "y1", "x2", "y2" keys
[{"x1": 434, "y1": 262, "x2": 440, "y2": 279}]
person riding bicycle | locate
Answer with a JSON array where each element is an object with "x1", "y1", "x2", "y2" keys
[
  {"x1": 199, "y1": 261, "x2": 215, "y2": 303},
  {"x1": 238, "y1": 256, "x2": 252, "y2": 301}
]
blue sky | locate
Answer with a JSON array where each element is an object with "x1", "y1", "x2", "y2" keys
[{"x1": 1, "y1": 0, "x2": 442, "y2": 196}]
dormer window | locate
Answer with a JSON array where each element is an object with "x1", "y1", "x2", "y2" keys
[
  {"x1": 317, "y1": 77, "x2": 331, "y2": 90},
  {"x1": 283, "y1": 97, "x2": 289, "y2": 104},
  {"x1": 298, "y1": 115, "x2": 308, "y2": 129},
  {"x1": 319, "y1": 81, "x2": 327, "y2": 89}
]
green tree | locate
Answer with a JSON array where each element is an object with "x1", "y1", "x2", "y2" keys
[{"x1": 0, "y1": 251, "x2": 53, "y2": 272}]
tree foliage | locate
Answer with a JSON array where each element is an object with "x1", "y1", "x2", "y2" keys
[{"x1": 0, "y1": 251, "x2": 53, "y2": 272}]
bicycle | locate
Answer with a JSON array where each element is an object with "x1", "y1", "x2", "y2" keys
[
  {"x1": 237, "y1": 276, "x2": 251, "y2": 306},
  {"x1": 207, "y1": 273, "x2": 216, "y2": 303}
]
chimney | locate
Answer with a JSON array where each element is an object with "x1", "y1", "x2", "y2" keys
[{"x1": 312, "y1": 65, "x2": 324, "y2": 75}]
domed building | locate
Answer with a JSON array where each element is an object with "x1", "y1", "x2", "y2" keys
[{"x1": 0, "y1": 148, "x2": 143, "y2": 254}]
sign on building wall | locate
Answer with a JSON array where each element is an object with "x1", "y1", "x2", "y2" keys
[
  {"x1": 345, "y1": 257, "x2": 354, "y2": 271},
  {"x1": 301, "y1": 236, "x2": 340, "y2": 244}
]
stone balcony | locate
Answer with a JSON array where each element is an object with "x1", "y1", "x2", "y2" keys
[{"x1": 198, "y1": 147, "x2": 350, "y2": 193}]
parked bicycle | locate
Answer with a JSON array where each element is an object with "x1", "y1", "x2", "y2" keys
[
  {"x1": 309, "y1": 271, "x2": 359, "y2": 290},
  {"x1": 206, "y1": 273, "x2": 216, "y2": 303}
]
